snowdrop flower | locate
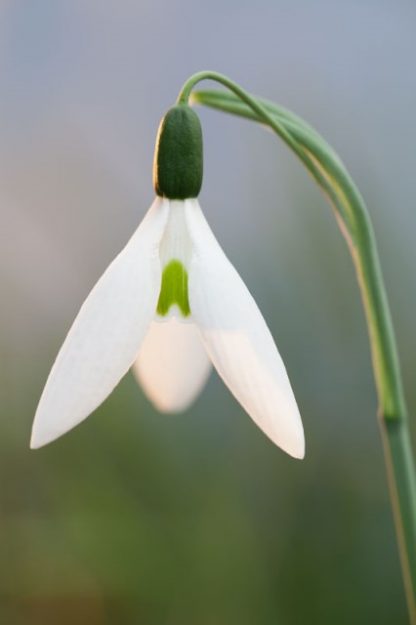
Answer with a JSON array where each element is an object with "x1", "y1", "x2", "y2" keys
[{"x1": 31, "y1": 104, "x2": 304, "y2": 458}]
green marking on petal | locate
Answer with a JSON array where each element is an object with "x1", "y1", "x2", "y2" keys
[{"x1": 157, "y1": 260, "x2": 191, "y2": 317}]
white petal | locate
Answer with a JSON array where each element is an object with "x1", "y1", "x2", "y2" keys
[
  {"x1": 185, "y1": 199, "x2": 304, "y2": 459},
  {"x1": 30, "y1": 197, "x2": 169, "y2": 448},
  {"x1": 133, "y1": 317, "x2": 211, "y2": 412},
  {"x1": 159, "y1": 199, "x2": 192, "y2": 267}
]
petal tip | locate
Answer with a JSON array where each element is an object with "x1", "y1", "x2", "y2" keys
[
  {"x1": 271, "y1": 418, "x2": 305, "y2": 459},
  {"x1": 29, "y1": 438, "x2": 41, "y2": 450},
  {"x1": 29, "y1": 428, "x2": 51, "y2": 450},
  {"x1": 30, "y1": 416, "x2": 62, "y2": 449},
  {"x1": 285, "y1": 428, "x2": 305, "y2": 460},
  {"x1": 143, "y1": 389, "x2": 202, "y2": 415},
  {"x1": 290, "y1": 442, "x2": 305, "y2": 460}
]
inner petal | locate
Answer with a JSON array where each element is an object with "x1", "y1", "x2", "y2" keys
[
  {"x1": 157, "y1": 201, "x2": 193, "y2": 318},
  {"x1": 133, "y1": 317, "x2": 211, "y2": 413}
]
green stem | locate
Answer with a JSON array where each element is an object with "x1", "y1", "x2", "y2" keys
[{"x1": 178, "y1": 72, "x2": 416, "y2": 622}]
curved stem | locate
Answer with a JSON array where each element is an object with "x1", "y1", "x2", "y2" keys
[
  {"x1": 178, "y1": 72, "x2": 416, "y2": 622},
  {"x1": 178, "y1": 72, "x2": 312, "y2": 171}
]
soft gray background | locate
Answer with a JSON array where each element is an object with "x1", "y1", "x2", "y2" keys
[{"x1": 1, "y1": 1, "x2": 415, "y2": 623}]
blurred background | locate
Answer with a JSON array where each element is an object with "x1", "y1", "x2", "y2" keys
[{"x1": 1, "y1": 1, "x2": 416, "y2": 623}]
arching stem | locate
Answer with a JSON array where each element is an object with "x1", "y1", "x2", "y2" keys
[{"x1": 178, "y1": 71, "x2": 416, "y2": 622}]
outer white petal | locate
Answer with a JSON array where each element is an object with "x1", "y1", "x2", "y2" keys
[
  {"x1": 133, "y1": 317, "x2": 211, "y2": 413},
  {"x1": 185, "y1": 199, "x2": 304, "y2": 459},
  {"x1": 30, "y1": 198, "x2": 169, "y2": 448}
]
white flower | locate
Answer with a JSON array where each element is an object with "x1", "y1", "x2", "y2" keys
[
  {"x1": 30, "y1": 197, "x2": 304, "y2": 458},
  {"x1": 31, "y1": 103, "x2": 304, "y2": 458}
]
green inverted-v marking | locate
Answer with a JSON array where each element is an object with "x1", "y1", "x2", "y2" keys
[{"x1": 157, "y1": 259, "x2": 191, "y2": 317}]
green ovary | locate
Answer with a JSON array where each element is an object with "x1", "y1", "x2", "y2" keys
[{"x1": 156, "y1": 260, "x2": 191, "y2": 317}]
